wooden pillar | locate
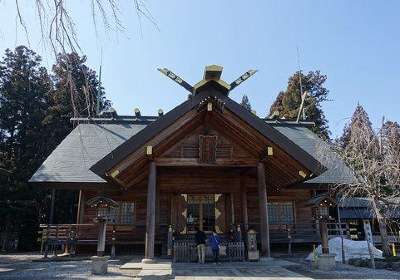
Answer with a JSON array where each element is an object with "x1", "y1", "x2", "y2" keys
[
  {"x1": 241, "y1": 181, "x2": 249, "y2": 231},
  {"x1": 144, "y1": 162, "x2": 156, "y2": 262},
  {"x1": 257, "y1": 162, "x2": 270, "y2": 257},
  {"x1": 320, "y1": 218, "x2": 329, "y2": 254},
  {"x1": 96, "y1": 217, "x2": 107, "y2": 257},
  {"x1": 50, "y1": 188, "x2": 56, "y2": 224},
  {"x1": 76, "y1": 190, "x2": 85, "y2": 224}
]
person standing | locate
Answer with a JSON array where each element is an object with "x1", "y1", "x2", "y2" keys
[
  {"x1": 209, "y1": 229, "x2": 221, "y2": 265},
  {"x1": 195, "y1": 227, "x2": 206, "y2": 264}
]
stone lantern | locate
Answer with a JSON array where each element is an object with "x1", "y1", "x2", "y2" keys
[
  {"x1": 246, "y1": 229, "x2": 260, "y2": 261},
  {"x1": 305, "y1": 193, "x2": 337, "y2": 271},
  {"x1": 86, "y1": 192, "x2": 118, "y2": 275}
]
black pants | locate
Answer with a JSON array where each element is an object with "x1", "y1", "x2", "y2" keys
[{"x1": 212, "y1": 249, "x2": 220, "y2": 262}]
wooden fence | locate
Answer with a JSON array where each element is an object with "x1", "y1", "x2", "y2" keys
[{"x1": 173, "y1": 241, "x2": 245, "y2": 262}]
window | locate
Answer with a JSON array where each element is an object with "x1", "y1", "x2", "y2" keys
[
  {"x1": 267, "y1": 202, "x2": 294, "y2": 225},
  {"x1": 120, "y1": 202, "x2": 135, "y2": 225},
  {"x1": 96, "y1": 202, "x2": 135, "y2": 225}
]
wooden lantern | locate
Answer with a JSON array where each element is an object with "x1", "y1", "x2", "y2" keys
[
  {"x1": 305, "y1": 193, "x2": 337, "y2": 254},
  {"x1": 86, "y1": 193, "x2": 118, "y2": 256}
]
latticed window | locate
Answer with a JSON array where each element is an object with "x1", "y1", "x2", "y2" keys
[
  {"x1": 267, "y1": 202, "x2": 294, "y2": 225},
  {"x1": 120, "y1": 202, "x2": 135, "y2": 225},
  {"x1": 96, "y1": 202, "x2": 135, "y2": 225}
]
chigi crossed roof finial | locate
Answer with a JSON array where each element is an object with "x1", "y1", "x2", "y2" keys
[{"x1": 157, "y1": 65, "x2": 258, "y2": 96}]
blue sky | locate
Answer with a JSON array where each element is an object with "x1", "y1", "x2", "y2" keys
[{"x1": 0, "y1": 1, "x2": 399, "y2": 138}]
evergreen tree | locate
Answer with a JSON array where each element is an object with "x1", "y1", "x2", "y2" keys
[
  {"x1": 269, "y1": 91, "x2": 285, "y2": 117},
  {"x1": 0, "y1": 47, "x2": 112, "y2": 251},
  {"x1": 338, "y1": 104, "x2": 374, "y2": 150},
  {"x1": 0, "y1": 46, "x2": 52, "y2": 250},
  {"x1": 269, "y1": 71, "x2": 330, "y2": 139},
  {"x1": 240, "y1": 94, "x2": 252, "y2": 111}
]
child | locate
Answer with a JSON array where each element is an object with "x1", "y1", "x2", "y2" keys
[{"x1": 209, "y1": 228, "x2": 221, "y2": 265}]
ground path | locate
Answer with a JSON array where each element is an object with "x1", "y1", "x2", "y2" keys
[{"x1": 1, "y1": 253, "x2": 400, "y2": 280}]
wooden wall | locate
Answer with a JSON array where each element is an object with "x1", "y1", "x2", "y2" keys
[{"x1": 81, "y1": 167, "x2": 313, "y2": 244}]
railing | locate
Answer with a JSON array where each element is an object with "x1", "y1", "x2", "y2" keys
[
  {"x1": 38, "y1": 223, "x2": 158, "y2": 258},
  {"x1": 230, "y1": 221, "x2": 350, "y2": 240}
]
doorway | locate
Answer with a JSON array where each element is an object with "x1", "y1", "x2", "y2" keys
[{"x1": 186, "y1": 194, "x2": 216, "y2": 232}]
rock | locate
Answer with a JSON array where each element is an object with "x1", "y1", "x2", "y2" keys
[{"x1": 306, "y1": 237, "x2": 383, "y2": 263}]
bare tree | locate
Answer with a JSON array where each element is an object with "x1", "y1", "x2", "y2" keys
[
  {"x1": 1, "y1": 0, "x2": 157, "y2": 118},
  {"x1": 318, "y1": 105, "x2": 400, "y2": 257}
]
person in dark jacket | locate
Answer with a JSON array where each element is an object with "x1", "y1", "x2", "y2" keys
[
  {"x1": 195, "y1": 227, "x2": 207, "y2": 263},
  {"x1": 209, "y1": 228, "x2": 221, "y2": 265}
]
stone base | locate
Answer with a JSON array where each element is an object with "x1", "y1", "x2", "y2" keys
[
  {"x1": 318, "y1": 254, "x2": 336, "y2": 271},
  {"x1": 260, "y1": 257, "x2": 274, "y2": 263},
  {"x1": 247, "y1": 250, "x2": 260, "y2": 261},
  {"x1": 91, "y1": 256, "x2": 109, "y2": 275},
  {"x1": 141, "y1": 258, "x2": 157, "y2": 264}
]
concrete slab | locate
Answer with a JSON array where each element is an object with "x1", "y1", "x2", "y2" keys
[{"x1": 120, "y1": 258, "x2": 309, "y2": 279}]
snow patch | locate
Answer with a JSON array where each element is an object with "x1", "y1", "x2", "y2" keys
[{"x1": 306, "y1": 237, "x2": 383, "y2": 263}]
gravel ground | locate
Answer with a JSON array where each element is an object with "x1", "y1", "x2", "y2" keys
[
  {"x1": 2, "y1": 253, "x2": 400, "y2": 280},
  {"x1": 286, "y1": 257, "x2": 400, "y2": 280},
  {"x1": 0, "y1": 253, "x2": 140, "y2": 280}
]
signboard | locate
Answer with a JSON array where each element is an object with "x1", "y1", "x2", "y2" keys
[
  {"x1": 363, "y1": 219, "x2": 376, "y2": 269},
  {"x1": 363, "y1": 219, "x2": 374, "y2": 244}
]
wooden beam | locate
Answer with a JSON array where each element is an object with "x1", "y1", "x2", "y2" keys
[
  {"x1": 258, "y1": 162, "x2": 270, "y2": 257},
  {"x1": 240, "y1": 180, "x2": 249, "y2": 231},
  {"x1": 147, "y1": 146, "x2": 154, "y2": 161},
  {"x1": 204, "y1": 112, "x2": 211, "y2": 135},
  {"x1": 144, "y1": 162, "x2": 156, "y2": 262},
  {"x1": 154, "y1": 157, "x2": 259, "y2": 167}
]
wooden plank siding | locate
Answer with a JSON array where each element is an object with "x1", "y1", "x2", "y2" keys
[{"x1": 79, "y1": 170, "x2": 313, "y2": 248}]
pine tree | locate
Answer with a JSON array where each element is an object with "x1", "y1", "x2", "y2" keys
[
  {"x1": 240, "y1": 94, "x2": 252, "y2": 111},
  {"x1": 269, "y1": 71, "x2": 330, "y2": 139}
]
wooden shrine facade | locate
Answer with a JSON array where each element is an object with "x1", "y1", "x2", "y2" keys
[{"x1": 31, "y1": 66, "x2": 355, "y2": 261}]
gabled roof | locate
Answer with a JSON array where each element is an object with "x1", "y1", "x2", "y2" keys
[
  {"x1": 274, "y1": 126, "x2": 357, "y2": 185},
  {"x1": 29, "y1": 120, "x2": 355, "y2": 189},
  {"x1": 304, "y1": 192, "x2": 337, "y2": 207},
  {"x1": 29, "y1": 123, "x2": 147, "y2": 188},
  {"x1": 29, "y1": 101, "x2": 358, "y2": 190},
  {"x1": 90, "y1": 89, "x2": 326, "y2": 178}
]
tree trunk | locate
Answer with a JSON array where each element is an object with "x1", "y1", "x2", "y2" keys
[
  {"x1": 377, "y1": 218, "x2": 391, "y2": 257},
  {"x1": 373, "y1": 200, "x2": 391, "y2": 257}
]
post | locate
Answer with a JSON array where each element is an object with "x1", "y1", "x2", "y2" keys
[
  {"x1": 76, "y1": 190, "x2": 85, "y2": 224},
  {"x1": 96, "y1": 217, "x2": 107, "y2": 257},
  {"x1": 111, "y1": 225, "x2": 116, "y2": 258},
  {"x1": 50, "y1": 188, "x2": 56, "y2": 224},
  {"x1": 236, "y1": 224, "x2": 242, "y2": 242},
  {"x1": 241, "y1": 181, "x2": 249, "y2": 231},
  {"x1": 143, "y1": 161, "x2": 156, "y2": 263},
  {"x1": 320, "y1": 218, "x2": 329, "y2": 254},
  {"x1": 257, "y1": 162, "x2": 270, "y2": 258},
  {"x1": 167, "y1": 224, "x2": 173, "y2": 256}
]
